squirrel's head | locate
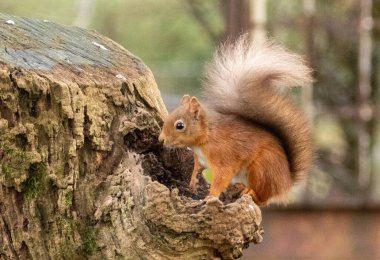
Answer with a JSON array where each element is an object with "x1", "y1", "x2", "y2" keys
[{"x1": 159, "y1": 95, "x2": 207, "y2": 147}]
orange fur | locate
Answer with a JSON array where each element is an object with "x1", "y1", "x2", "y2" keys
[{"x1": 159, "y1": 36, "x2": 313, "y2": 206}]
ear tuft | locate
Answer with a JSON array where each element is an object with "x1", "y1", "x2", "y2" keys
[
  {"x1": 189, "y1": 97, "x2": 202, "y2": 119},
  {"x1": 189, "y1": 97, "x2": 199, "y2": 111},
  {"x1": 181, "y1": 95, "x2": 191, "y2": 105}
]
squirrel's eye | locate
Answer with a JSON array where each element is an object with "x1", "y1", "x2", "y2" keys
[{"x1": 174, "y1": 120, "x2": 185, "y2": 131}]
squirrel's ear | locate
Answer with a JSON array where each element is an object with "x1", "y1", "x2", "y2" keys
[
  {"x1": 189, "y1": 97, "x2": 201, "y2": 119},
  {"x1": 181, "y1": 95, "x2": 191, "y2": 105}
]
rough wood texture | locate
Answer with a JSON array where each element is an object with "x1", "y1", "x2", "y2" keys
[{"x1": 0, "y1": 13, "x2": 263, "y2": 259}]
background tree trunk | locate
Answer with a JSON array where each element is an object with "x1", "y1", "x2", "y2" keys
[
  {"x1": 222, "y1": 0, "x2": 250, "y2": 41},
  {"x1": 357, "y1": 0, "x2": 373, "y2": 193},
  {"x1": 0, "y1": 13, "x2": 262, "y2": 260}
]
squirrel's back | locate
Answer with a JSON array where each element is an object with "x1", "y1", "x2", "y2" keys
[{"x1": 203, "y1": 36, "x2": 314, "y2": 183}]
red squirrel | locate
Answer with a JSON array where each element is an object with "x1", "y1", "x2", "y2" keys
[{"x1": 158, "y1": 36, "x2": 313, "y2": 206}]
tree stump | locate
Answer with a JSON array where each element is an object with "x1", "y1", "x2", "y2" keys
[{"x1": 0, "y1": 13, "x2": 263, "y2": 260}]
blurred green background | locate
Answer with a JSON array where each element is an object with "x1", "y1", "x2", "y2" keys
[{"x1": 1, "y1": 0, "x2": 380, "y2": 258}]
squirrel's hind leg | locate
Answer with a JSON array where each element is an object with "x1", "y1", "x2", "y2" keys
[
  {"x1": 208, "y1": 163, "x2": 238, "y2": 198},
  {"x1": 234, "y1": 183, "x2": 267, "y2": 206}
]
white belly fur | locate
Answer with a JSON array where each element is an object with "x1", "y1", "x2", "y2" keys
[
  {"x1": 232, "y1": 168, "x2": 249, "y2": 186},
  {"x1": 192, "y1": 147, "x2": 208, "y2": 167},
  {"x1": 192, "y1": 146, "x2": 248, "y2": 186}
]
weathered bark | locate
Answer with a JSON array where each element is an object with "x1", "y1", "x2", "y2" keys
[{"x1": 0, "y1": 13, "x2": 263, "y2": 260}]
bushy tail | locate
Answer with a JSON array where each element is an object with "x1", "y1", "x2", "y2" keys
[{"x1": 203, "y1": 36, "x2": 314, "y2": 183}]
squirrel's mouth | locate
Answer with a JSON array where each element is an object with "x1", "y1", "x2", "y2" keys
[
  {"x1": 163, "y1": 142, "x2": 185, "y2": 149},
  {"x1": 160, "y1": 138, "x2": 187, "y2": 148},
  {"x1": 158, "y1": 132, "x2": 187, "y2": 148}
]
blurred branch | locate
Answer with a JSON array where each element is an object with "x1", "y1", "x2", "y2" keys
[
  {"x1": 301, "y1": 0, "x2": 315, "y2": 122},
  {"x1": 356, "y1": 0, "x2": 373, "y2": 191},
  {"x1": 250, "y1": 0, "x2": 267, "y2": 44},
  {"x1": 74, "y1": 0, "x2": 94, "y2": 28},
  {"x1": 183, "y1": 0, "x2": 221, "y2": 43}
]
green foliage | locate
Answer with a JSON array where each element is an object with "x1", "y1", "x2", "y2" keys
[
  {"x1": 202, "y1": 168, "x2": 213, "y2": 184},
  {"x1": 0, "y1": 0, "x2": 77, "y2": 24},
  {"x1": 91, "y1": 0, "x2": 223, "y2": 95},
  {"x1": 57, "y1": 215, "x2": 78, "y2": 259},
  {"x1": 22, "y1": 163, "x2": 46, "y2": 199},
  {"x1": 83, "y1": 224, "x2": 98, "y2": 255},
  {"x1": 1, "y1": 143, "x2": 29, "y2": 182},
  {"x1": 1, "y1": 163, "x2": 12, "y2": 179},
  {"x1": 65, "y1": 191, "x2": 73, "y2": 208}
]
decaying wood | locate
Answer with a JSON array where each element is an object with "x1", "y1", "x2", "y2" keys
[{"x1": 0, "y1": 13, "x2": 263, "y2": 260}]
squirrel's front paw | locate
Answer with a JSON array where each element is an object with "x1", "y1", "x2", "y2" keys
[{"x1": 189, "y1": 177, "x2": 199, "y2": 192}]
